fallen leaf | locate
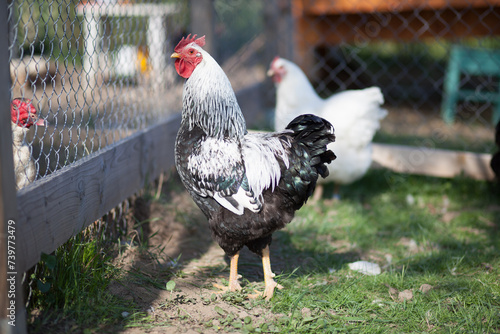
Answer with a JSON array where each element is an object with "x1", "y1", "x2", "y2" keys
[
  {"x1": 384, "y1": 284, "x2": 399, "y2": 300},
  {"x1": 419, "y1": 284, "x2": 433, "y2": 294},
  {"x1": 301, "y1": 307, "x2": 312, "y2": 318},
  {"x1": 398, "y1": 289, "x2": 413, "y2": 301}
]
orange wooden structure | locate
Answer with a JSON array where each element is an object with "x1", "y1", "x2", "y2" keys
[{"x1": 292, "y1": 0, "x2": 500, "y2": 74}]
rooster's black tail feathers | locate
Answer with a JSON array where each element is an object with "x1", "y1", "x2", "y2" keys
[{"x1": 286, "y1": 114, "x2": 336, "y2": 178}]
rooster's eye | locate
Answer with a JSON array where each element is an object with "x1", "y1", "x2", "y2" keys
[{"x1": 189, "y1": 50, "x2": 195, "y2": 54}]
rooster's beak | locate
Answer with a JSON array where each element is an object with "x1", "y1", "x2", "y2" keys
[
  {"x1": 170, "y1": 52, "x2": 181, "y2": 59},
  {"x1": 267, "y1": 68, "x2": 275, "y2": 77}
]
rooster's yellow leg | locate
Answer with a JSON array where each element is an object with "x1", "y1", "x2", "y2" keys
[
  {"x1": 262, "y1": 245, "x2": 284, "y2": 299},
  {"x1": 213, "y1": 252, "x2": 242, "y2": 292},
  {"x1": 249, "y1": 245, "x2": 284, "y2": 300}
]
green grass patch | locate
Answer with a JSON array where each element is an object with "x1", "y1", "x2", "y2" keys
[{"x1": 27, "y1": 230, "x2": 137, "y2": 332}]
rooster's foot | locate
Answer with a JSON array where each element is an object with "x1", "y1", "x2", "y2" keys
[
  {"x1": 212, "y1": 277, "x2": 242, "y2": 294},
  {"x1": 248, "y1": 280, "x2": 284, "y2": 300}
]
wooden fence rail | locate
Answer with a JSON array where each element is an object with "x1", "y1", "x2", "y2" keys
[{"x1": 15, "y1": 114, "x2": 180, "y2": 274}]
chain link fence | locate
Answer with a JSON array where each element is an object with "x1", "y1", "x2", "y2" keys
[
  {"x1": 8, "y1": 0, "x2": 187, "y2": 188},
  {"x1": 7, "y1": 0, "x2": 500, "y2": 189}
]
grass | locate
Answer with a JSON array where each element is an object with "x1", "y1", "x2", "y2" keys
[
  {"x1": 27, "y1": 230, "x2": 135, "y2": 332},
  {"x1": 26, "y1": 178, "x2": 179, "y2": 333},
  {"x1": 266, "y1": 170, "x2": 500, "y2": 333},
  {"x1": 204, "y1": 170, "x2": 499, "y2": 333},
  {"x1": 27, "y1": 169, "x2": 500, "y2": 333}
]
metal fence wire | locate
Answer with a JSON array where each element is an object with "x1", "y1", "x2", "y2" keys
[
  {"x1": 8, "y1": 0, "x2": 185, "y2": 189},
  {"x1": 7, "y1": 0, "x2": 500, "y2": 190}
]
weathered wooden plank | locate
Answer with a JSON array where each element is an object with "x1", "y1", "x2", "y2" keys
[
  {"x1": 15, "y1": 114, "x2": 181, "y2": 273},
  {"x1": 371, "y1": 143, "x2": 494, "y2": 181}
]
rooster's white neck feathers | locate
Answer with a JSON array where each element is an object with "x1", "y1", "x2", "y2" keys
[{"x1": 182, "y1": 46, "x2": 246, "y2": 139}]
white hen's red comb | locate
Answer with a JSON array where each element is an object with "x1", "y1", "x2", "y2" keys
[
  {"x1": 271, "y1": 56, "x2": 281, "y2": 67},
  {"x1": 174, "y1": 34, "x2": 206, "y2": 53}
]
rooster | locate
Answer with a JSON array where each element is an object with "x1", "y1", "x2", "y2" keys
[
  {"x1": 268, "y1": 57, "x2": 387, "y2": 199},
  {"x1": 10, "y1": 98, "x2": 45, "y2": 189},
  {"x1": 171, "y1": 35, "x2": 336, "y2": 299}
]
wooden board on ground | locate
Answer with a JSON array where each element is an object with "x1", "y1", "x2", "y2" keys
[{"x1": 372, "y1": 142, "x2": 494, "y2": 181}]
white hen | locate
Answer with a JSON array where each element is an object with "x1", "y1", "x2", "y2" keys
[
  {"x1": 10, "y1": 98, "x2": 45, "y2": 189},
  {"x1": 268, "y1": 57, "x2": 387, "y2": 199}
]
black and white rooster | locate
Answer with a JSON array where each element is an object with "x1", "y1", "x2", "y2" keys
[{"x1": 171, "y1": 35, "x2": 336, "y2": 299}]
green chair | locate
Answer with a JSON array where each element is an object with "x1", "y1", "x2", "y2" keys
[{"x1": 441, "y1": 45, "x2": 500, "y2": 124}]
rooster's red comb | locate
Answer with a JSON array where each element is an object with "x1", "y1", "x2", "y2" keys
[{"x1": 174, "y1": 34, "x2": 206, "y2": 53}]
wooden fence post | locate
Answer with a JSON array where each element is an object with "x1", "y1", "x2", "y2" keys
[
  {"x1": 0, "y1": 0, "x2": 27, "y2": 332},
  {"x1": 190, "y1": 0, "x2": 217, "y2": 58},
  {"x1": 263, "y1": 0, "x2": 294, "y2": 109}
]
